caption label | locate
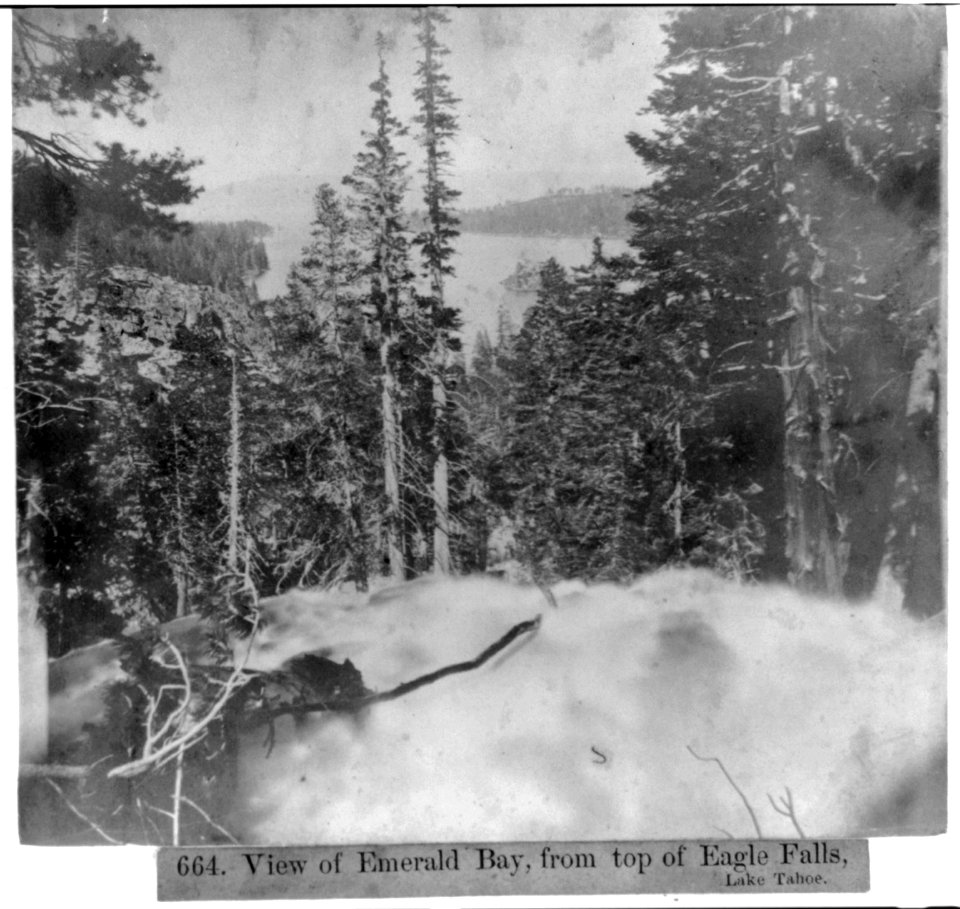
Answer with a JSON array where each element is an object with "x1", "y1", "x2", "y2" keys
[{"x1": 158, "y1": 839, "x2": 868, "y2": 899}]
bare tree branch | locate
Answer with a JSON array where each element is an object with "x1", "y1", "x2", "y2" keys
[
  {"x1": 251, "y1": 613, "x2": 542, "y2": 725},
  {"x1": 20, "y1": 763, "x2": 93, "y2": 779}
]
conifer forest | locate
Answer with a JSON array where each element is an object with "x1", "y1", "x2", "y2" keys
[{"x1": 14, "y1": 8, "x2": 947, "y2": 854}]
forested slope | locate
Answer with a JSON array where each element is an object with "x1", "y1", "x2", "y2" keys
[{"x1": 451, "y1": 188, "x2": 635, "y2": 237}]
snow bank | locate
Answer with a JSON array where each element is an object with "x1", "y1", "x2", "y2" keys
[{"x1": 232, "y1": 568, "x2": 946, "y2": 843}]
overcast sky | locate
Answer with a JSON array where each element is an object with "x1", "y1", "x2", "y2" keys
[{"x1": 14, "y1": 7, "x2": 668, "y2": 209}]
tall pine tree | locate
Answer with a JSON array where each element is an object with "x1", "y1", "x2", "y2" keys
[
  {"x1": 413, "y1": 7, "x2": 462, "y2": 574},
  {"x1": 344, "y1": 36, "x2": 416, "y2": 581},
  {"x1": 290, "y1": 184, "x2": 376, "y2": 589}
]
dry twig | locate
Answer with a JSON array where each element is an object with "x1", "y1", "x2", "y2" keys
[
  {"x1": 179, "y1": 796, "x2": 240, "y2": 844},
  {"x1": 687, "y1": 745, "x2": 763, "y2": 838},
  {"x1": 768, "y1": 787, "x2": 806, "y2": 838}
]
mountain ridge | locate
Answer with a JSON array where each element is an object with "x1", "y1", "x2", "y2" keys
[{"x1": 180, "y1": 174, "x2": 639, "y2": 240}]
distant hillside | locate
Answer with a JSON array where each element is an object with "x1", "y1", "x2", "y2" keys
[
  {"x1": 183, "y1": 176, "x2": 639, "y2": 243},
  {"x1": 451, "y1": 187, "x2": 637, "y2": 238}
]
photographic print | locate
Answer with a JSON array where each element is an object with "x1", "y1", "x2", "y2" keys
[{"x1": 14, "y1": 3, "x2": 946, "y2": 868}]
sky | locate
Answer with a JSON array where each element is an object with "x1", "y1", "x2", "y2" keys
[{"x1": 13, "y1": 7, "x2": 668, "y2": 211}]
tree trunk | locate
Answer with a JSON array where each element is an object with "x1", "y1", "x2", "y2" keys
[
  {"x1": 774, "y1": 28, "x2": 845, "y2": 597},
  {"x1": 432, "y1": 340, "x2": 451, "y2": 574},
  {"x1": 901, "y1": 56, "x2": 946, "y2": 616},
  {"x1": 780, "y1": 285, "x2": 845, "y2": 596},
  {"x1": 174, "y1": 569, "x2": 188, "y2": 619},
  {"x1": 672, "y1": 420, "x2": 684, "y2": 545},
  {"x1": 839, "y1": 327, "x2": 905, "y2": 602},
  {"x1": 418, "y1": 12, "x2": 454, "y2": 576},
  {"x1": 171, "y1": 420, "x2": 188, "y2": 617},
  {"x1": 901, "y1": 333, "x2": 943, "y2": 617},
  {"x1": 226, "y1": 351, "x2": 241, "y2": 579},
  {"x1": 19, "y1": 579, "x2": 48, "y2": 765},
  {"x1": 381, "y1": 333, "x2": 404, "y2": 581},
  {"x1": 19, "y1": 474, "x2": 48, "y2": 764}
]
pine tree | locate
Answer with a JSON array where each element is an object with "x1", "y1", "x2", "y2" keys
[
  {"x1": 627, "y1": 6, "x2": 943, "y2": 601},
  {"x1": 344, "y1": 36, "x2": 416, "y2": 581},
  {"x1": 413, "y1": 7, "x2": 462, "y2": 574},
  {"x1": 281, "y1": 184, "x2": 377, "y2": 589}
]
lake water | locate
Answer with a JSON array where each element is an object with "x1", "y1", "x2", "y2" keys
[{"x1": 256, "y1": 230, "x2": 629, "y2": 355}]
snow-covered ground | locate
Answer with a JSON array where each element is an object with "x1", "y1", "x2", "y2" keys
[{"x1": 231, "y1": 568, "x2": 946, "y2": 843}]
